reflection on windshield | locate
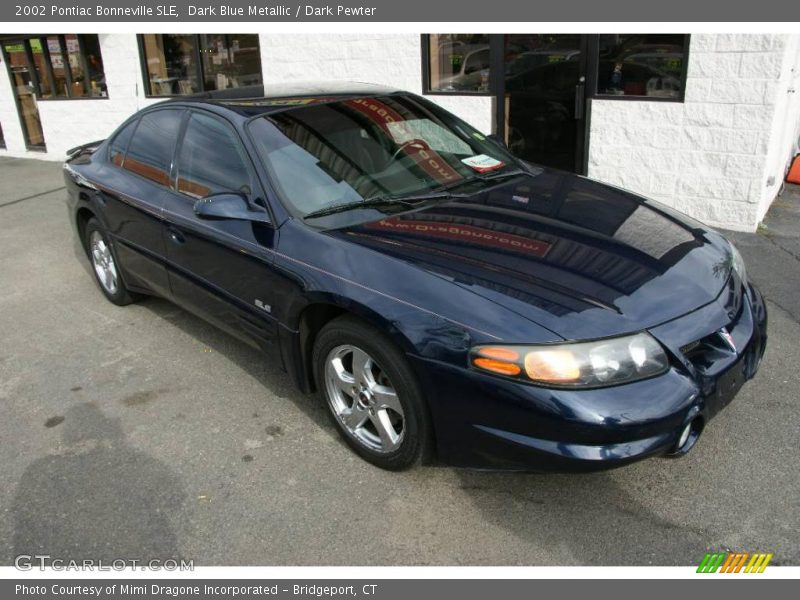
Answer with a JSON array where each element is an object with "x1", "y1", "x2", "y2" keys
[
  {"x1": 248, "y1": 94, "x2": 517, "y2": 217},
  {"x1": 343, "y1": 98, "x2": 466, "y2": 186}
]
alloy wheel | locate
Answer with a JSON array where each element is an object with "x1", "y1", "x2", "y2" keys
[
  {"x1": 89, "y1": 230, "x2": 119, "y2": 295},
  {"x1": 324, "y1": 344, "x2": 405, "y2": 453}
]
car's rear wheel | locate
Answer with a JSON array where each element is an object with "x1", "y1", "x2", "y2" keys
[
  {"x1": 84, "y1": 218, "x2": 137, "y2": 306},
  {"x1": 312, "y1": 316, "x2": 432, "y2": 470}
]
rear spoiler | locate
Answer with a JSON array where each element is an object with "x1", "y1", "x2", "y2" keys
[{"x1": 66, "y1": 139, "x2": 105, "y2": 159}]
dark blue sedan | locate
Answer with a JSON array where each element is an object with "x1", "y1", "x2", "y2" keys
[{"x1": 63, "y1": 84, "x2": 767, "y2": 471}]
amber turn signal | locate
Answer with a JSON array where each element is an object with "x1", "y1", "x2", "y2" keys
[
  {"x1": 475, "y1": 346, "x2": 520, "y2": 361},
  {"x1": 472, "y1": 357, "x2": 522, "y2": 376},
  {"x1": 472, "y1": 346, "x2": 522, "y2": 376}
]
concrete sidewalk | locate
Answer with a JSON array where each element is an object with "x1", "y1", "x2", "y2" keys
[{"x1": 0, "y1": 156, "x2": 798, "y2": 566}]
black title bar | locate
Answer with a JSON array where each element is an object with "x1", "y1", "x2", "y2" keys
[{"x1": 3, "y1": 0, "x2": 800, "y2": 22}]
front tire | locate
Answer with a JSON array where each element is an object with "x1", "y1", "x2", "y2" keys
[
  {"x1": 84, "y1": 218, "x2": 137, "y2": 306},
  {"x1": 312, "y1": 316, "x2": 433, "y2": 470}
]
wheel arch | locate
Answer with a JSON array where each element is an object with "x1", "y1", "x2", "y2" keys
[
  {"x1": 286, "y1": 295, "x2": 438, "y2": 464},
  {"x1": 284, "y1": 294, "x2": 421, "y2": 395},
  {"x1": 75, "y1": 206, "x2": 97, "y2": 252}
]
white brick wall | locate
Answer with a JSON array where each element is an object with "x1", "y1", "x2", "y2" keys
[
  {"x1": 759, "y1": 35, "x2": 800, "y2": 222},
  {"x1": 588, "y1": 34, "x2": 800, "y2": 232}
]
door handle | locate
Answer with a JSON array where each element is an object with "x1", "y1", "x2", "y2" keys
[
  {"x1": 167, "y1": 227, "x2": 186, "y2": 245},
  {"x1": 574, "y1": 81, "x2": 585, "y2": 120}
]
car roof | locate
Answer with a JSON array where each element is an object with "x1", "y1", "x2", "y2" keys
[{"x1": 164, "y1": 81, "x2": 405, "y2": 118}]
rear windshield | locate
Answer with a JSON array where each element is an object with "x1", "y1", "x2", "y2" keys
[{"x1": 247, "y1": 94, "x2": 520, "y2": 217}]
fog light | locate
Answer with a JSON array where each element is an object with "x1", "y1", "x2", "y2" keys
[{"x1": 677, "y1": 423, "x2": 692, "y2": 449}]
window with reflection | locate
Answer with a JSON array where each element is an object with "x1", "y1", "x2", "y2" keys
[
  {"x1": 140, "y1": 34, "x2": 262, "y2": 96},
  {"x1": 141, "y1": 34, "x2": 200, "y2": 96},
  {"x1": 3, "y1": 35, "x2": 107, "y2": 100},
  {"x1": 425, "y1": 34, "x2": 491, "y2": 93},
  {"x1": 43, "y1": 37, "x2": 67, "y2": 98},
  {"x1": 108, "y1": 119, "x2": 138, "y2": 167},
  {"x1": 199, "y1": 34, "x2": 262, "y2": 91},
  {"x1": 75, "y1": 34, "x2": 106, "y2": 97},
  {"x1": 596, "y1": 34, "x2": 688, "y2": 100},
  {"x1": 26, "y1": 39, "x2": 53, "y2": 98},
  {"x1": 176, "y1": 112, "x2": 253, "y2": 198},
  {"x1": 123, "y1": 110, "x2": 183, "y2": 186},
  {"x1": 2, "y1": 41, "x2": 46, "y2": 147}
]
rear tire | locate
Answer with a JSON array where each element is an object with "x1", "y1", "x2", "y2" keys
[
  {"x1": 312, "y1": 315, "x2": 433, "y2": 470},
  {"x1": 84, "y1": 218, "x2": 137, "y2": 306}
]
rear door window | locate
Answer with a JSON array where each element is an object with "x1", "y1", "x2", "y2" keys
[
  {"x1": 108, "y1": 119, "x2": 138, "y2": 167},
  {"x1": 175, "y1": 111, "x2": 253, "y2": 199},
  {"x1": 123, "y1": 109, "x2": 183, "y2": 187}
]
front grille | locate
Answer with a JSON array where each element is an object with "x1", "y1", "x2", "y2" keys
[
  {"x1": 680, "y1": 339, "x2": 702, "y2": 356},
  {"x1": 681, "y1": 330, "x2": 734, "y2": 373}
]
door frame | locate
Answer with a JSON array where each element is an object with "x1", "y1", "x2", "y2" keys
[
  {"x1": 1, "y1": 38, "x2": 46, "y2": 151},
  {"x1": 491, "y1": 33, "x2": 596, "y2": 175}
]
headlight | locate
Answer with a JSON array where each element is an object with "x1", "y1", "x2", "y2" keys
[
  {"x1": 729, "y1": 242, "x2": 747, "y2": 284},
  {"x1": 470, "y1": 332, "x2": 669, "y2": 388}
]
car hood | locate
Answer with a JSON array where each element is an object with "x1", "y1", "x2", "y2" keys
[{"x1": 326, "y1": 169, "x2": 735, "y2": 340}]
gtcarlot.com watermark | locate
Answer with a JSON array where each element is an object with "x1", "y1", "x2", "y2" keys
[{"x1": 14, "y1": 554, "x2": 194, "y2": 571}]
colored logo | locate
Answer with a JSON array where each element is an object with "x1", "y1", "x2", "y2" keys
[{"x1": 697, "y1": 552, "x2": 773, "y2": 573}]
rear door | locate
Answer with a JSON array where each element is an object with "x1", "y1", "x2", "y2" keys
[
  {"x1": 98, "y1": 108, "x2": 184, "y2": 296},
  {"x1": 162, "y1": 109, "x2": 280, "y2": 353}
]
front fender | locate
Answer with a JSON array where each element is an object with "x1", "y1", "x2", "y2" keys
[
  {"x1": 270, "y1": 219, "x2": 561, "y2": 392},
  {"x1": 278, "y1": 289, "x2": 471, "y2": 394}
]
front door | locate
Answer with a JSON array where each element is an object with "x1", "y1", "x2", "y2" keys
[
  {"x1": 2, "y1": 40, "x2": 46, "y2": 149},
  {"x1": 502, "y1": 34, "x2": 588, "y2": 173},
  {"x1": 163, "y1": 109, "x2": 280, "y2": 354}
]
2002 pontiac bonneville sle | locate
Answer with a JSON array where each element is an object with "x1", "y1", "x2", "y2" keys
[{"x1": 63, "y1": 84, "x2": 767, "y2": 471}]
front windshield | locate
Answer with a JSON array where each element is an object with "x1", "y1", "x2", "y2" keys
[{"x1": 247, "y1": 93, "x2": 521, "y2": 218}]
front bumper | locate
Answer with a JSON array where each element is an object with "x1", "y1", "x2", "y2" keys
[{"x1": 411, "y1": 281, "x2": 768, "y2": 471}]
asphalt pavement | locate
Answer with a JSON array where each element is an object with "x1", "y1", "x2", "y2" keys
[{"x1": 0, "y1": 156, "x2": 797, "y2": 566}]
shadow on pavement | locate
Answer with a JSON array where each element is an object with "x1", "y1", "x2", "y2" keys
[
  {"x1": 10, "y1": 403, "x2": 187, "y2": 564},
  {"x1": 140, "y1": 296, "x2": 337, "y2": 440}
]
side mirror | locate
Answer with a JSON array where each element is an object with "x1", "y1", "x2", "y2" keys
[{"x1": 193, "y1": 192, "x2": 271, "y2": 224}]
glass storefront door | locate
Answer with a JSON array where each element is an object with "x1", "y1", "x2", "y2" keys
[
  {"x1": 2, "y1": 40, "x2": 46, "y2": 149},
  {"x1": 503, "y1": 34, "x2": 587, "y2": 172}
]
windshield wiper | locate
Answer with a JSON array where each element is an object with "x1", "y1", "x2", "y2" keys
[
  {"x1": 303, "y1": 197, "x2": 416, "y2": 220},
  {"x1": 302, "y1": 174, "x2": 518, "y2": 220},
  {"x1": 379, "y1": 189, "x2": 470, "y2": 203},
  {"x1": 303, "y1": 189, "x2": 467, "y2": 220}
]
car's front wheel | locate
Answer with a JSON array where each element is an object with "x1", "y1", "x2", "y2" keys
[
  {"x1": 84, "y1": 218, "x2": 137, "y2": 306},
  {"x1": 312, "y1": 316, "x2": 433, "y2": 470}
]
